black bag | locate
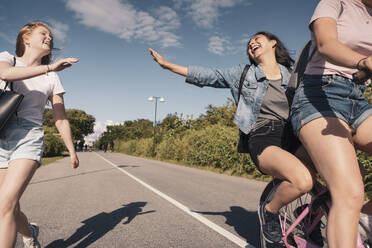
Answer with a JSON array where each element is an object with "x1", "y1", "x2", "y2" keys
[
  {"x1": 0, "y1": 57, "x2": 24, "y2": 135},
  {"x1": 287, "y1": 41, "x2": 316, "y2": 92},
  {"x1": 237, "y1": 64, "x2": 250, "y2": 153}
]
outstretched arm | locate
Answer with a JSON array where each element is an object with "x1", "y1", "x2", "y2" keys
[
  {"x1": 149, "y1": 48, "x2": 188, "y2": 77},
  {"x1": 149, "y1": 48, "x2": 239, "y2": 89},
  {"x1": 0, "y1": 57, "x2": 79, "y2": 82},
  {"x1": 50, "y1": 93, "x2": 79, "y2": 169}
]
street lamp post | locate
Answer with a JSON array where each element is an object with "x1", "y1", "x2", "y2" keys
[{"x1": 148, "y1": 96, "x2": 165, "y2": 157}]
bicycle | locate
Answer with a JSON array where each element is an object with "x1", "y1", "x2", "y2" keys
[{"x1": 259, "y1": 177, "x2": 371, "y2": 248}]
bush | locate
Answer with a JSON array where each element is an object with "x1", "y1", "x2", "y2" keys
[
  {"x1": 157, "y1": 135, "x2": 185, "y2": 161},
  {"x1": 134, "y1": 138, "x2": 153, "y2": 157},
  {"x1": 43, "y1": 133, "x2": 65, "y2": 157}
]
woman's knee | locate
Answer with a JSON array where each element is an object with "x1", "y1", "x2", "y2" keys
[
  {"x1": 0, "y1": 196, "x2": 19, "y2": 217},
  {"x1": 290, "y1": 170, "x2": 314, "y2": 194},
  {"x1": 332, "y1": 183, "x2": 364, "y2": 211}
]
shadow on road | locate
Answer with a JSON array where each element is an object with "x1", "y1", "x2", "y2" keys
[
  {"x1": 118, "y1": 165, "x2": 140, "y2": 168},
  {"x1": 46, "y1": 202, "x2": 155, "y2": 248},
  {"x1": 30, "y1": 168, "x2": 115, "y2": 185},
  {"x1": 193, "y1": 206, "x2": 260, "y2": 247}
]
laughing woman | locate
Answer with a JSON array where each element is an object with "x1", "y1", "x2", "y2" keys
[
  {"x1": 149, "y1": 31, "x2": 316, "y2": 244},
  {"x1": 0, "y1": 22, "x2": 79, "y2": 248}
]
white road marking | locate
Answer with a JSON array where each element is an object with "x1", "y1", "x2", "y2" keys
[{"x1": 95, "y1": 152, "x2": 255, "y2": 248}]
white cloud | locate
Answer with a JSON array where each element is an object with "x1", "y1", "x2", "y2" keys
[
  {"x1": 47, "y1": 19, "x2": 69, "y2": 44},
  {"x1": 65, "y1": 0, "x2": 181, "y2": 48},
  {"x1": 207, "y1": 33, "x2": 255, "y2": 56},
  {"x1": 174, "y1": 0, "x2": 244, "y2": 29},
  {"x1": 207, "y1": 35, "x2": 233, "y2": 56},
  {"x1": 86, "y1": 120, "x2": 123, "y2": 141}
]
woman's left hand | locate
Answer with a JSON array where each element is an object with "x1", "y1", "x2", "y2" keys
[
  {"x1": 149, "y1": 48, "x2": 168, "y2": 69},
  {"x1": 70, "y1": 153, "x2": 79, "y2": 169}
]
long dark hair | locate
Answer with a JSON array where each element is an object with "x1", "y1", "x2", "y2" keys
[{"x1": 247, "y1": 31, "x2": 293, "y2": 70}]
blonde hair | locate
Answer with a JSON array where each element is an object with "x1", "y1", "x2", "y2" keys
[{"x1": 15, "y1": 21, "x2": 54, "y2": 65}]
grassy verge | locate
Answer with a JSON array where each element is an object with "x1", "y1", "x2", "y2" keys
[
  {"x1": 41, "y1": 156, "x2": 64, "y2": 166},
  {"x1": 114, "y1": 150, "x2": 272, "y2": 182}
]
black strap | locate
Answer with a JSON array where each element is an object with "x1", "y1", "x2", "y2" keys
[
  {"x1": 10, "y1": 56, "x2": 16, "y2": 91},
  {"x1": 237, "y1": 64, "x2": 250, "y2": 103}
]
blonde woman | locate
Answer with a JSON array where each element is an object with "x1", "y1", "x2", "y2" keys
[{"x1": 0, "y1": 22, "x2": 79, "y2": 248}]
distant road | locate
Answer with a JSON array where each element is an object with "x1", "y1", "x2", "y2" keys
[{"x1": 17, "y1": 151, "x2": 267, "y2": 248}]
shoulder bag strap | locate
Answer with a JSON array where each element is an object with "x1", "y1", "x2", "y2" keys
[
  {"x1": 9, "y1": 56, "x2": 16, "y2": 92},
  {"x1": 238, "y1": 64, "x2": 250, "y2": 103}
]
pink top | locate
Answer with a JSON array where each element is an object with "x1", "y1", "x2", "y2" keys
[{"x1": 305, "y1": 0, "x2": 372, "y2": 79}]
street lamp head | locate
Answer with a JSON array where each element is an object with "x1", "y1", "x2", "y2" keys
[
  {"x1": 148, "y1": 96, "x2": 154, "y2": 101},
  {"x1": 159, "y1": 97, "x2": 165, "y2": 102}
]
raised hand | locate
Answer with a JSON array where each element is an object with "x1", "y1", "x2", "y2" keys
[
  {"x1": 148, "y1": 48, "x2": 188, "y2": 76},
  {"x1": 49, "y1": 58, "x2": 79, "y2": 72},
  {"x1": 149, "y1": 48, "x2": 168, "y2": 69}
]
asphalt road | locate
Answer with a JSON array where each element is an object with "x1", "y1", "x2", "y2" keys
[{"x1": 16, "y1": 151, "x2": 268, "y2": 248}]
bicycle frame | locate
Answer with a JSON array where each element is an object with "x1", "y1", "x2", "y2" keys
[{"x1": 278, "y1": 180, "x2": 366, "y2": 248}]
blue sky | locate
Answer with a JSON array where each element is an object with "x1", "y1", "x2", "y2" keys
[{"x1": 0, "y1": 0, "x2": 318, "y2": 137}]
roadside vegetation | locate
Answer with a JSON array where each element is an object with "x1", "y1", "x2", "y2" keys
[
  {"x1": 41, "y1": 108, "x2": 95, "y2": 164},
  {"x1": 97, "y1": 95, "x2": 372, "y2": 198}
]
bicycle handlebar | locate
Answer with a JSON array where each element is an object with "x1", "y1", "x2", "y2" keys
[{"x1": 353, "y1": 68, "x2": 372, "y2": 85}]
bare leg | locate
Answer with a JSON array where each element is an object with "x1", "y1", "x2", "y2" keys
[
  {"x1": 257, "y1": 146, "x2": 314, "y2": 213},
  {"x1": 300, "y1": 117, "x2": 364, "y2": 248},
  {"x1": 0, "y1": 169, "x2": 33, "y2": 238},
  {"x1": 353, "y1": 115, "x2": 372, "y2": 216},
  {"x1": 0, "y1": 159, "x2": 38, "y2": 248}
]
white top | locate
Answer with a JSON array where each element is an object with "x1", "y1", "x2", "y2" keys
[
  {"x1": 0, "y1": 51, "x2": 65, "y2": 126},
  {"x1": 305, "y1": 0, "x2": 372, "y2": 78}
]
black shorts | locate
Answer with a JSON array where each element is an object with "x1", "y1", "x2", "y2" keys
[{"x1": 247, "y1": 119, "x2": 301, "y2": 174}]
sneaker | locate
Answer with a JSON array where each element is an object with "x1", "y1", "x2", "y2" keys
[
  {"x1": 23, "y1": 223, "x2": 41, "y2": 248},
  {"x1": 294, "y1": 204, "x2": 324, "y2": 247},
  {"x1": 258, "y1": 201, "x2": 283, "y2": 243}
]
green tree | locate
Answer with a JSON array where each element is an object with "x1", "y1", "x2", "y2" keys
[
  {"x1": 43, "y1": 108, "x2": 95, "y2": 140},
  {"x1": 66, "y1": 109, "x2": 95, "y2": 140},
  {"x1": 97, "y1": 119, "x2": 153, "y2": 147}
]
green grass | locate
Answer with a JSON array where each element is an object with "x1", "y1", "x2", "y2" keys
[{"x1": 41, "y1": 156, "x2": 64, "y2": 166}]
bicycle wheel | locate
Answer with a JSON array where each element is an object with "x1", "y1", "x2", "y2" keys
[{"x1": 259, "y1": 179, "x2": 328, "y2": 248}]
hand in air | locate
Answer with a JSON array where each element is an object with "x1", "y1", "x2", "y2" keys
[
  {"x1": 50, "y1": 58, "x2": 79, "y2": 72},
  {"x1": 149, "y1": 48, "x2": 168, "y2": 69}
]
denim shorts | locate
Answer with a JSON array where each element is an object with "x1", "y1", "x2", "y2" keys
[
  {"x1": 0, "y1": 117, "x2": 44, "y2": 168},
  {"x1": 248, "y1": 119, "x2": 301, "y2": 174},
  {"x1": 291, "y1": 74, "x2": 372, "y2": 137}
]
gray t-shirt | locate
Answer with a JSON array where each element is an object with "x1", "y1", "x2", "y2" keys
[{"x1": 257, "y1": 79, "x2": 289, "y2": 121}]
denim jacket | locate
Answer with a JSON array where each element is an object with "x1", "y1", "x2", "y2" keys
[{"x1": 186, "y1": 63, "x2": 291, "y2": 134}]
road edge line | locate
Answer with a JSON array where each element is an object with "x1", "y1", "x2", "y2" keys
[{"x1": 95, "y1": 152, "x2": 254, "y2": 248}]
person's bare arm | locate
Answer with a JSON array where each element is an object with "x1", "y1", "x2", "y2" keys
[
  {"x1": 312, "y1": 17, "x2": 372, "y2": 71},
  {"x1": 50, "y1": 93, "x2": 79, "y2": 169},
  {"x1": 0, "y1": 58, "x2": 78, "y2": 82},
  {"x1": 149, "y1": 48, "x2": 188, "y2": 77}
]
